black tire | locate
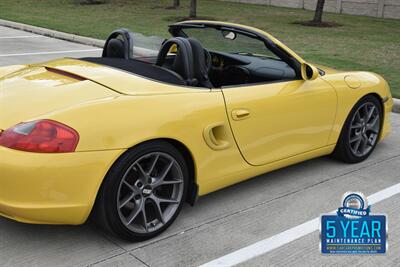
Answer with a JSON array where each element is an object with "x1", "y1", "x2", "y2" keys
[
  {"x1": 94, "y1": 140, "x2": 189, "y2": 241},
  {"x1": 332, "y1": 95, "x2": 383, "y2": 163}
]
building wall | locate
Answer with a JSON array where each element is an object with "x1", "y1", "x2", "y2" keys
[{"x1": 223, "y1": 0, "x2": 400, "y2": 19}]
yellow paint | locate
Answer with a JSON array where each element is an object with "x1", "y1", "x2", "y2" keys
[
  {"x1": 0, "y1": 21, "x2": 393, "y2": 225},
  {"x1": 221, "y1": 79, "x2": 337, "y2": 166}
]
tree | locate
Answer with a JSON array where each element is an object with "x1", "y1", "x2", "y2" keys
[
  {"x1": 313, "y1": 0, "x2": 326, "y2": 23},
  {"x1": 190, "y1": 0, "x2": 197, "y2": 18},
  {"x1": 173, "y1": 0, "x2": 180, "y2": 8}
]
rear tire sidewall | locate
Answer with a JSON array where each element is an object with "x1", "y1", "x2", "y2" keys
[{"x1": 97, "y1": 141, "x2": 189, "y2": 241}]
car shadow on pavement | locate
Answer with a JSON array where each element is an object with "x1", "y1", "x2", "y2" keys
[
  {"x1": 109, "y1": 155, "x2": 360, "y2": 249},
  {"x1": 0, "y1": 139, "x2": 396, "y2": 262},
  {"x1": 109, "y1": 139, "x2": 397, "y2": 251}
]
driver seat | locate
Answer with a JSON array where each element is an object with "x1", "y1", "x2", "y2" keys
[
  {"x1": 187, "y1": 38, "x2": 213, "y2": 88},
  {"x1": 156, "y1": 37, "x2": 213, "y2": 88}
]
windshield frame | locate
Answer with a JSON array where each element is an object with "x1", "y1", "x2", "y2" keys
[{"x1": 169, "y1": 22, "x2": 301, "y2": 78}]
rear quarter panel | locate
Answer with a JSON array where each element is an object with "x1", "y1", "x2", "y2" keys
[{"x1": 37, "y1": 91, "x2": 249, "y2": 195}]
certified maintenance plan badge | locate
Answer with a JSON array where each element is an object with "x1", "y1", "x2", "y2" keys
[{"x1": 320, "y1": 192, "x2": 387, "y2": 254}]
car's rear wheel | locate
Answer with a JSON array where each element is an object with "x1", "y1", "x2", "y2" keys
[
  {"x1": 95, "y1": 141, "x2": 188, "y2": 241},
  {"x1": 332, "y1": 95, "x2": 382, "y2": 163}
]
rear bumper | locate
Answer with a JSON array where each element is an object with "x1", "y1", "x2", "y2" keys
[{"x1": 0, "y1": 146, "x2": 123, "y2": 224}]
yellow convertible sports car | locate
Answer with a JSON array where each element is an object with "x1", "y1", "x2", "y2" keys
[{"x1": 0, "y1": 21, "x2": 393, "y2": 240}]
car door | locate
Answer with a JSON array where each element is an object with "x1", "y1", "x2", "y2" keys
[{"x1": 222, "y1": 78, "x2": 337, "y2": 166}]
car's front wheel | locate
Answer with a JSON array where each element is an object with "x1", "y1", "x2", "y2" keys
[
  {"x1": 333, "y1": 95, "x2": 382, "y2": 163},
  {"x1": 94, "y1": 141, "x2": 188, "y2": 241}
]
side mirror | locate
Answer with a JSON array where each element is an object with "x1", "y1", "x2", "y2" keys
[{"x1": 301, "y1": 63, "x2": 319, "y2": 81}]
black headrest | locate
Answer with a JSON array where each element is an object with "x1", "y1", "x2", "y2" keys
[
  {"x1": 103, "y1": 29, "x2": 134, "y2": 59},
  {"x1": 156, "y1": 37, "x2": 196, "y2": 86},
  {"x1": 105, "y1": 39, "x2": 125, "y2": 58}
]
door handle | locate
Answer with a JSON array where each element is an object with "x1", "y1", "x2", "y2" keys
[
  {"x1": 231, "y1": 109, "x2": 250, "y2": 121},
  {"x1": 203, "y1": 122, "x2": 231, "y2": 150}
]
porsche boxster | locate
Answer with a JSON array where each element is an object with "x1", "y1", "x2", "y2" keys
[{"x1": 0, "y1": 21, "x2": 393, "y2": 240}]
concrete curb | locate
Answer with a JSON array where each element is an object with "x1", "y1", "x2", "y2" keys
[
  {"x1": 0, "y1": 19, "x2": 105, "y2": 48},
  {"x1": 0, "y1": 19, "x2": 399, "y2": 113}
]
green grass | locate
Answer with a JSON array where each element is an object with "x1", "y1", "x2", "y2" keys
[{"x1": 0, "y1": 0, "x2": 399, "y2": 97}]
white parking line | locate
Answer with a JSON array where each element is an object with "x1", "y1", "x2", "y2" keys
[
  {"x1": 0, "y1": 35, "x2": 44, "y2": 39},
  {"x1": 200, "y1": 182, "x2": 400, "y2": 267},
  {"x1": 0, "y1": 49, "x2": 101, "y2": 57}
]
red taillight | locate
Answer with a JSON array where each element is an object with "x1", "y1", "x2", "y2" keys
[{"x1": 0, "y1": 120, "x2": 79, "y2": 153}]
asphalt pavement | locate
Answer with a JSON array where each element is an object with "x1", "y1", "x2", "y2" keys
[{"x1": 0, "y1": 25, "x2": 399, "y2": 267}]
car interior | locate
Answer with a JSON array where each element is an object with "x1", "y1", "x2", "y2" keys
[{"x1": 81, "y1": 27, "x2": 298, "y2": 89}]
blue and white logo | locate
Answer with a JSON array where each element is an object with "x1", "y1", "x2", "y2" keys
[
  {"x1": 338, "y1": 192, "x2": 370, "y2": 218},
  {"x1": 320, "y1": 192, "x2": 387, "y2": 254}
]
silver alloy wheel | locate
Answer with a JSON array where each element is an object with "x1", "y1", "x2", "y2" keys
[
  {"x1": 349, "y1": 102, "x2": 380, "y2": 157},
  {"x1": 116, "y1": 152, "x2": 184, "y2": 234}
]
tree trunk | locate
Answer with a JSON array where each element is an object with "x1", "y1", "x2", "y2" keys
[
  {"x1": 190, "y1": 0, "x2": 197, "y2": 18},
  {"x1": 173, "y1": 0, "x2": 180, "y2": 8},
  {"x1": 313, "y1": 0, "x2": 325, "y2": 23}
]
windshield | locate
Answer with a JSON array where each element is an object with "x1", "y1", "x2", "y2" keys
[{"x1": 180, "y1": 27, "x2": 279, "y2": 59}]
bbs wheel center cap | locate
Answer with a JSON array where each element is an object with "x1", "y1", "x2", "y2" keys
[{"x1": 142, "y1": 186, "x2": 152, "y2": 196}]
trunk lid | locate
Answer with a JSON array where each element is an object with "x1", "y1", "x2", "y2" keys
[{"x1": 0, "y1": 65, "x2": 117, "y2": 129}]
